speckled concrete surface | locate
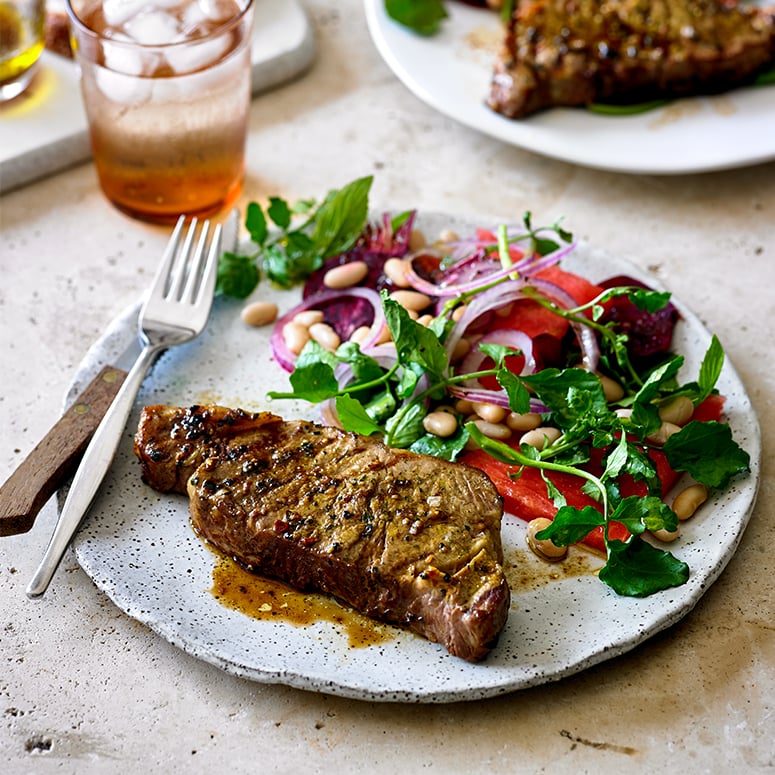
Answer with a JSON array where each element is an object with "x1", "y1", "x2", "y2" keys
[{"x1": 1, "y1": 2, "x2": 774, "y2": 772}]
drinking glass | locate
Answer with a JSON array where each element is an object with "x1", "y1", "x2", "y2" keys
[
  {"x1": 0, "y1": 0, "x2": 45, "y2": 102},
  {"x1": 66, "y1": 0, "x2": 255, "y2": 223}
]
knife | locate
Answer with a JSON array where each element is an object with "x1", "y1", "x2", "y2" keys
[{"x1": 0, "y1": 209, "x2": 240, "y2": 538}]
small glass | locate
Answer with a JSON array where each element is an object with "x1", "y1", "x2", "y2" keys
[
  {"x1": 0, "y1": 0, "x2": 45, "y2": 102},
  {"x1": 66, "y1": 0, "x2": 255, "y2": 223}
]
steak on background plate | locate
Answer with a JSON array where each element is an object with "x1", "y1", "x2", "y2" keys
[
  {"x1": 133, "y1": 405, "x2": 510, "y2": 662},
  {"x1": 489, "y1": 0, "x2": 775, "y2": 118}
]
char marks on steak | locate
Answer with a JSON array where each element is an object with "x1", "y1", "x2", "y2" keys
[
  {"x1": 134, "y1": 405, "x2": 510, "y2": 662},
  {"x1": 488, "y1": 0, "x2": 775, "y2": 118}
]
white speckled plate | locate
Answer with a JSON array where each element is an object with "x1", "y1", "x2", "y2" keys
[
  {"x1": 68, "y1": 212, "x2": 760, "y2": 703},
  {"x1": 363, "y1": 0, "x2": 775, "y2": 174}
]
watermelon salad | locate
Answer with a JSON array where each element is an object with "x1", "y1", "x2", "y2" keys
[{"x1": 218, "y1": 176, "x2": 751, "y2": 598}]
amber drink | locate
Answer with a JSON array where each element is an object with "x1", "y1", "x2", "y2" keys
[{"x1": 66, "y1": 0, "x2": 254, "y2": 223}]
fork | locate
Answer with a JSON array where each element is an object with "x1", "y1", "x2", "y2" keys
[{"x1": 26, "y1": 216, "x2": 222, "y2": 598}]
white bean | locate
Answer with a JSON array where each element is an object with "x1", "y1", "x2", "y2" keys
[
  {"x1": 506, "y1": 411, "x2": 542, "y2": 432},
  {"x1": 383, "y1": 257, "x2": 411, "y2": 288},
  {"x1": 472, "y1": 402, "x2": 508, "y2": 424},
  {"x1": 241, "y1": 301, "x2": 278, "y2": 327},
  {"x1": 526, "y1": 518, "x2": 567, "y2": 561},
  {"x1": 308, "y1": 322, "x2": 341, "y2": 352},
  {"x1": 672, "y1": 483, "x2": 708, "y2": 521},
  {"x1": 659, "y1": 396, "x2": 695, "y2": 427},
  {"x1": 520, "y1": 426, "x2": 561, "y2": 450},
  {"x1": 472, "y1": 419, "x2": 512, "y2": 441},
  {"x1": 598, "y1": 374, "x2": 625, "y2": 402},
  {"x1": 389, "y1": 289, "x2": 432, "y2": 312},
  {"x1": 283, "y1": 322, "x2": 310, "y2": 355},
  {"x1": 423, "y1": 411, "x2": 458, "y2": 438},
  {"x1": 646, "y1": 421, "x2": 682, "y2": 446},
  {"x1": 292, "y1": 309, "x2": 324, "y2": 327},
  {"x1": 651, "y1": 526, "x2": 681, "y2": 542},
  {"x1": 349, "y1": 326, "x2": 372, "y2": 345},
  {"x1": 323, "y1": 261, "x2": 369, "y2": 290}
]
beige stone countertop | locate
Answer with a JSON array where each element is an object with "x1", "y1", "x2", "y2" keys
[{"x1": 1, "y1": 2, "x2": 773, "y2": 772}]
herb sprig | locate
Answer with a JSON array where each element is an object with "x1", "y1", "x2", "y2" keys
[{"x1": 216, "y1": 176, "x2": 374, "y2": 298}]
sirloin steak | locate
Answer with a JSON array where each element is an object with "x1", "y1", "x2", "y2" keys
[
  {"x1": 133, "y1": 405, "x2": 510, "y2": 662},
  {"x1": 489, "y1": 0, "x2": 775, "y2": 118}
]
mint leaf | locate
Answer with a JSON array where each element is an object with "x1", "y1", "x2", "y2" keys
[
  {"x1": 599, "y1": 537, "x2": 689, "y2": 597},
  {"x1": 663, "y1": 420, "x2": 750, "y2": 489}
]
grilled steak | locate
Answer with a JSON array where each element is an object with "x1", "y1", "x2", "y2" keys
[
  {"x1": 134, "y1": 405, "x2": 510, "y2": 662},
  {"x1": 488, "y1": 0, "x2": 775, "y2": 118}
]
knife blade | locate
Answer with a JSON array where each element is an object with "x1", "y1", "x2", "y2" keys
[{"x1": 0, "y1": 209, "x2": 240, "y2": 538}]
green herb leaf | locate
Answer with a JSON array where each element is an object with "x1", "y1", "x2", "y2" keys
[
  {"x1": 663, "y1": 420, "x2": 750, "y2": 489},
  {"x1": 267, "y1": 196, "x2": 292, "y2": 230},
  {"x1": 312, "y1": 176, "x2": 373, "y2": 259},
  {"x1": 610, "y1": 495, "x2": 678, "y2": 535},
  {"x1": 409, "y1": 427, "x2": 470, "y2": 461},
  {"x1": 535, "y1": 505, "x2": 605, "y2": 546},
  {"x1": 215, "y1": 252, "x2": 260, "y2": 299},
  {"x1": 598, "y1": 537, "x2": 689, "y2": 597},
  {"x1": 385, "y1": 0, "x2": 448, "y2": 36},
  {"x1": 697, "y1": 334, "x2": 724, "y2": 403},
  {"x1": 336, "y1": 394, "x2": 382, "y2": 436},
  {"x1": 245, "y1": 201, "x2": 268, "y2": 245}
]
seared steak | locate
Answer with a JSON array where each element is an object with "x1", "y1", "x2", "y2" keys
[
  {"x1": 488, "y1": 0, "x2": 775, "y2": 118},
  {"x1": 134, "y1": 405, "x2": 509, "y2": 662}
]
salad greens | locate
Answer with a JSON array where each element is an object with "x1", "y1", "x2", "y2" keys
[
  {"x1": 222, "y1": 175, "x2": 750, "y2": 599},
  {"x1": 216, "y1": 176, "x2": 374, "y2": 298}
]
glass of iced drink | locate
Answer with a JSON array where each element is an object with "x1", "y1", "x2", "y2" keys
[
  {"x1": 66, "y1": 0, "x2": 254, "y2": 223},
  {"x1": 0, "y1": 0, "x2": 45, "y2": 102}
]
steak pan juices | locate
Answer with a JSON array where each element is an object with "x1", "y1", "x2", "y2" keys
[{"x1": 133, "y1": 405, "x2": 510, "y2": 662}]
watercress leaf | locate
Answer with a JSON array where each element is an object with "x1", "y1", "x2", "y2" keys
[
  {"x1": 245, "y1": 201, "x2": 268, "y2": 245},
  {"x1": 534, "y1": 505, "x2": 604, "y2": 546},
  {"x1": 335, "y1": 341, "x2": 385, "y2": 384},
  {"x1": 262, "y1": 243, "x2": 293, "y2": 288},
  {"x1": 629, "y1": 288, "x2": 671, "y2": 313},
  {"x1": 479, "y1": 342, "x2": 520, "y2": 368},
  {"x1": 522, "y1": 368, "x2": 608, "y2": 428},
  {"x1": 497, "y1": 369, "x2": 531, "y2": 414},
  {"x1": 295, "y1": 339, "x2": 339, "y2": 371},
  {"x1": 409, "y1": 426, "x2": 470, "y2": 462},
  {"x1": 697, "y1": 334, "x2": 724, "y2": 403},
  {"x1": 313, "y1": 175, "x2": 373, "y2": 258},
  {"x1": 215, "y1": 252, "x2": 259, "y2": 299},
  {"x1": 362, "y1": 389, "x2": 396, "y2": 423},
  {"x1": 383, "y1": 295, "x2": 448, "y2": 379},
  {"x1": 631, "y1": 355, "x2": 684, "y2": 433},
  {"x1": 285, "y1": 361, "x2": 340, "y2": 402},
  {"x1": 540, "y1": 470, "x2": 567, "y2": 508},
  {"x1": 599, "y1": 536, "x2": 689, "y2": 597},
  {"x1": 385, "y1": 0, "x2": 448, "y2": 35},
  {"x1": 391, "y1": 210, "x2": 414, "y2": 231},
  {"x1": 385, "y1": 400, "x2": 426, "y2": 448},
  {"x1": 336, "y1": 394, "x2": 382, "y2": 436},
  {"x1": 602, "y1": 432, "x2": 629, "y2": 481},
  {"x1": 663, "y1": 420, "x2": 750, "y2": 489},
  {"x1": 610, "y1": 495, "x2": 677, "y2": 535},
  {"x1": 534, "y1": 237, "x2": 559, "y2": 256},
  {"x1": 267, "y1": 196, "x2": 292, "y2": 229}
]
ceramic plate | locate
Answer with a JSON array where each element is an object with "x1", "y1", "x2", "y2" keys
[
  {"x1": 69, "y1": 212, "x2": 760, "y2": 703},
  {"x1": 363, "y1": 0, "x2": 775, "y2": 175}
]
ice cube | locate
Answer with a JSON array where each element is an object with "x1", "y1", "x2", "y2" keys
[
  {"x1": 95, "y1": 67, "x2": 152, "y2": 104},
  {"x1": 181, "y1": 1, "x2": 208, "y2": 36},
  {"x1": 164, "y1": 34, "x2": 231, "y2": 75},
  {"x1": 123, "y1": 9, "x2": 181, "y2": 45},
  {"x1": 197, "y1": 0, "x2": 237, "y2": 22},
  {"x1": 102, "y1": 31, "x2": 158, "y2": 75},
  {"x1": 102, "y1": 0, "x2": 151, "y2": 28}
]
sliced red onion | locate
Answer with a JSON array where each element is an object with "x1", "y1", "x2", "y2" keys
[
  {"x1": 270, "y1": 287, "x2": 386, "y2": 372},
  {"x1": 459, "y1": 329, "x2": 536, "y2": 383}
]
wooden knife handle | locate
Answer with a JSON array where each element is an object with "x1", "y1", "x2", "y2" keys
[{"x1": 0, "y1": 366, "x2": 128, "y2": 536}]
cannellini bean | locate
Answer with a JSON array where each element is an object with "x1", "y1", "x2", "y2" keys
[
  {"x1": 455, "y1": 399, "x2": 474, "y2": 415},
  {"x1": 416, "y1": 314, "x2": 434, "y2": 327},
  {"x1": 437, "y1": 228, "x2": 459, "y2": 243},
  {"x1": 506, "y1": 411, "x2": 542, "y2": 432},
  {"x1": 651, "y1": 526, "x2": 681, "y2": 542},
  {"x1": 423, "y1": 411, "x2": 458, "y2": 438},
  {"x1": 672, "y1": 483, "x2": 708, "y2": 521},
  {"x1": 451, "y1": 304, "x2": 468, "y2": 322},
  {"x1": 383, "y1": 257, "x2": 411, "y2": 288},
  {"x1": 659, "y1": 396, "x2": 695, "y2": 427},
  {"x1": 323, "y1": 260, "x2": 369, "y2": 290},
  {"x1": 520, "y1": 426, "x2": 561, "y2": 450},
  {"x1": 494, "y1": 302, "x2": 514, "y2": 318},
  {"x1": 283, "y1": 322, "x2": 310, "y2": 355},
  {"x1": 408, "y1": 230, "x2": 427, "y2": 251},
  {"x1": 646, "y1": 421, "x2": 682, "y2": 446},
  {"x1": 450, "y1": 338, "x2": 471, "y2": 362},
  {"x1": 308, "y1": 322, "x2": 341, "y2": 352},
  {"x1": 389, "y1": 289, "x2": 432, "y2": 312},
  {"x1": 598, "y1": 374, "x2": 624, "y2": 402},
  {"x1": 349, "y1": 326, "x2": 372, "y2": 345},
  {"x1": 472, "y1": 419, "x2": 512, "y2": 440},
  {"x1": 472, "y1": 402, "x2": 508, "y2": 424},
  {"x1": 293, "y1": 309, "x2": 324, "y2": 327},
  {"x1": 241, "y1": 301, "x2": 278, "y2": 327},
  {"x1": 526, "y1": 518, "x2": 567, "y2": 561}
]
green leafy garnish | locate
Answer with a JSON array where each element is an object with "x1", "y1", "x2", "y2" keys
[
  {"x1": 385, "y1": 0, "x2": 447, "y2": 36},
  {"x1": 216, "y1": 175, "x2": 373, "y2": 298}
]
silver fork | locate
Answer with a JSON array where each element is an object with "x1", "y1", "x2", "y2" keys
[{"x1": 26, "y1": 216, "x2": 222, "y2": 598}]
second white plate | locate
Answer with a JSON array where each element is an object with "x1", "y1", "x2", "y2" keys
[{"x1": 363, "y1": 0, "x2": 775, "y2": 175}]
